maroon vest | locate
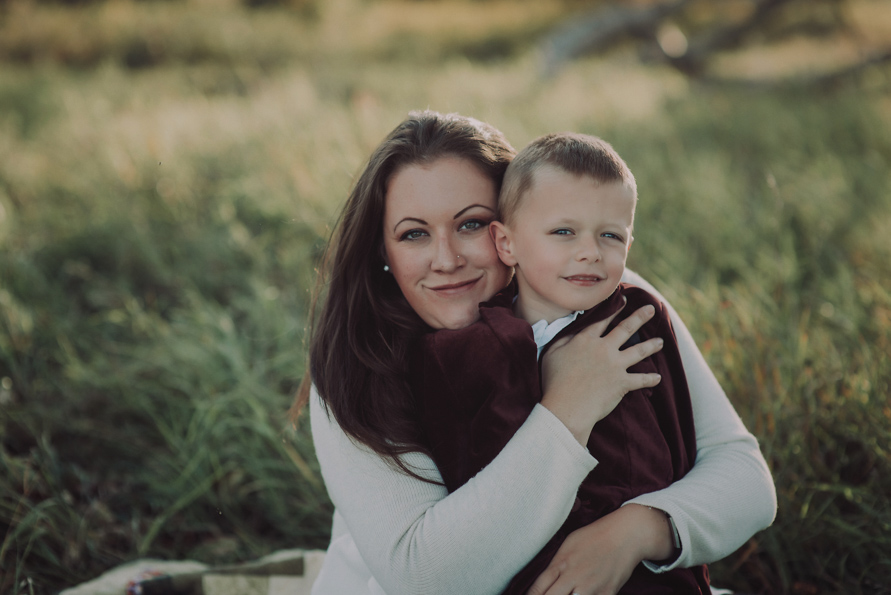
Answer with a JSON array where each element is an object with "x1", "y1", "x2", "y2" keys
[{"x1": 412, "y1": 282, "x2": 709, "y2": 595}]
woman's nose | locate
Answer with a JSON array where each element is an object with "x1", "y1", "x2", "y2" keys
[{"x1": 432, "y1": 236, "x2": 462, "y2": 272}]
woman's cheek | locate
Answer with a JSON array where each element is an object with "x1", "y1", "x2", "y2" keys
[{"x1": 472, "y1": 234, "x2": 502, "y2": 266}]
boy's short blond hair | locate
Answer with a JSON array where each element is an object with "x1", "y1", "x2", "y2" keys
[{"x1": 498, "y1": 132, "x2": 637, "y2": 226}]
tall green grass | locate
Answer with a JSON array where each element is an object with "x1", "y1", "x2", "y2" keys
[
  {"x1": 618, "y1": 93, "x2": 891, "y2": 594},
  {"x1": 1, "y1": 1, "x2": 889, "y2": 593}
]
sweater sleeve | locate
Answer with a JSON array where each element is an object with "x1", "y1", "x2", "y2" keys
[
  {"x1": 310, "y1": 389, "x2": 597, "y2": 595},
  {"x1": 620, "y1": 269, "x2": 777, "y2": 570}
]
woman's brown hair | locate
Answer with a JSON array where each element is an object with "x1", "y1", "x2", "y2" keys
[{"x1": 293, "y1": 110, "x2": 516, "y2": 476}]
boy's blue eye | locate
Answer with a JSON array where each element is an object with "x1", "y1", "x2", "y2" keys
[
  {"x1": 552, "y1": 228, "x2": 573, "y2": 235},
  {"x1": 602, "y1": 232, "x2": 624, "y2": 242}
]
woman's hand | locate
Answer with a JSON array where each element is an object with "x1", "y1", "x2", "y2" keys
[
  {"x1": 525, "y1": 504, "x2": 676, "y2": 595},
  {"x1": 540, "y1": 304, "x2": 664, "y2": 444}
]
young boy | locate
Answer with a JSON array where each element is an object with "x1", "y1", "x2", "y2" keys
[{"x1": 411, "y1": 133, "x2": 709, "y2": 594}]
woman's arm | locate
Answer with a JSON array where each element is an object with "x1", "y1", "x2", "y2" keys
[
  {"x1": 311, "y1": 391, "x2": 595, "y2": 595},
  {"x1": 525, "y1": 270, "x2": 777, "y2": 595},
  {"x1": 620, "y1": 269, "x2": 777, "y2": 570},
  {"x1": 310, "y1": 305, "x2": 665, "y2": 595}
]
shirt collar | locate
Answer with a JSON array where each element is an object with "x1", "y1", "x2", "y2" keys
[{"x1": 531, "y1": 310, "x2": 584, "y2": 360}]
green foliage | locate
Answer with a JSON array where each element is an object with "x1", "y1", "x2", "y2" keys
[
  {"x1": 0, "y1": 83, "x2": 332, "y2": 592},
  {"x1": 619, "y1": 90, "x2": 891, "y2": 594},
  {"x1": 1, "y1": 1, "x2": 890, "y2": 594}
]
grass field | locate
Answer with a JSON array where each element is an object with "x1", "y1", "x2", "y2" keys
[{"x1": 1, "y1": 0, "x2": 890, "y2": 593}]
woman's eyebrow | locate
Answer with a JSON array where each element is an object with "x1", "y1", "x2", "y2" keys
[
  {"x1": 453, "y1": 204, "x2": 495, "y2": 219},
  {"x1": 393, "y1": 217, "x2": 427, "y2": 233}
]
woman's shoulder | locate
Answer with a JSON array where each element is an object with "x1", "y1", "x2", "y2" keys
[
  {"x1": 619, "y1": 272, "x2": 669, "y2": 314},
  {"x1": 621, "y1": 269, "x2": 678, "y2": 315},
  {"x1": 621, "y1": 268, "x2": 659, "y2": 296}
]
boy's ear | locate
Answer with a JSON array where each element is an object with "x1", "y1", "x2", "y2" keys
[{"x1": 489, "y1": 221, "x2": 518, "y2": 267}]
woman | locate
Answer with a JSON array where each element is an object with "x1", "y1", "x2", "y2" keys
[{"x1": 295, "y1": 111, "x2": 776, "y2": 595}]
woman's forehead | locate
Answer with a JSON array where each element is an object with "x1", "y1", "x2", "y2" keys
[{"x1": 384, "y1": 157, "x2": 497, "y2": 222}]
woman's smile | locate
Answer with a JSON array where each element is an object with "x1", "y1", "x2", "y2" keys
[{"x1": 427, "y1": 276, "x2": 483, "y2": 294}]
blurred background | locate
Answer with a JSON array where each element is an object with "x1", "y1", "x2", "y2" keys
[{"x1": 1, "y1": 0, "x2": 889, "y2": 593}]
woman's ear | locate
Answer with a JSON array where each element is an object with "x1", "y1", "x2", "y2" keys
[{"x1": 489, "y1": 221, "x2": 518, "y2": 267}]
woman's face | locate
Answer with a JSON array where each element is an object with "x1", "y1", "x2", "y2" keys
[{"x1": 382, "y1": 156, "x2": 512, "y2": 330}]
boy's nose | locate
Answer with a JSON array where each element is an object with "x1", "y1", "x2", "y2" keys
[{"x1": 576, "y1": 236, "x2": 601, "y2": 262}]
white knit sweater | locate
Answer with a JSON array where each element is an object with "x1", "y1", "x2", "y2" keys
[{"x1": 309, "y1": 270, "x2": 777, "y2": 595}]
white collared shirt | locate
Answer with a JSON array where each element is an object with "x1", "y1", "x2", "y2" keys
[{"x1": 530, "y1": 311, "x2": 584, "y2": 360}]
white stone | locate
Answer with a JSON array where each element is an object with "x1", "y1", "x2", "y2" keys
[
  {"x1": 59, "y1": 550, "x2": 326, "y2": 595},
  {"x1": 59, "y1": 558, "x2": 209, "y2": 595},
  {"x1": 202, "y1": 574, "x2": 269, "y2": 595}
]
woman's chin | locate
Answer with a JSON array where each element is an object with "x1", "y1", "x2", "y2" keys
[{"x1": 423, "y1": 308, "x2": 481, "y2": 331}]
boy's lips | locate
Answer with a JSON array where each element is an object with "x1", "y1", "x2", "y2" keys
[{"x1": 564, "y1": 274, "x2": 604, "y2": 285}]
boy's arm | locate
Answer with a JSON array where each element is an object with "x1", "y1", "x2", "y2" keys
[{"x1": 620, "y1": 269, "x2": 777, "y2": 570}]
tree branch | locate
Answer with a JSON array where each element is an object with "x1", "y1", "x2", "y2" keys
[
  {"x1": 692, "y1": 49, "x2": 891, "y2": 90},
  {"x1": 538, "y1": 0, "x2": 691, "y2": 77},
  {"x1": 664, "y1": 0, "x2": 797, "y2": 75}
]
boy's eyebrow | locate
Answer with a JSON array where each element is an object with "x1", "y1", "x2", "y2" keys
[{"x1": 453, "y1": 204, "x2": 495, "y2": 219}]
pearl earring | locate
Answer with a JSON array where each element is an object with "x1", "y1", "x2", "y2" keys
[{"x1": 383, "y1": 265, "x2": 390, "y2": 272}]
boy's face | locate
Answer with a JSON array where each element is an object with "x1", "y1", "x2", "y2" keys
[{"x1": 491, "y1": 166, "x2": 635, "y2": 324}]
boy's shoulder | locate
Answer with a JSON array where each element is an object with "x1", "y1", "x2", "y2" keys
[
  {"x1": 616, "y1": 281, "x2": 664, "y2": 312},
  {"x1": 547, "y1": 283, "x2": 670, "y2": 355},
  {"x1": 613, "y1": 282, "x2": 675, "y2": 343}
]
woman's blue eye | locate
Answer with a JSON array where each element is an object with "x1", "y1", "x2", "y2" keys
[
  {"x1": 460, "y1": 219, "x2": 486, "y2": 231},
  {"x1": 400, "y1": 229, "x2": 428, "y2": 241}
]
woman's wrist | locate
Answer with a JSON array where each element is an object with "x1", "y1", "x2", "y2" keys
[
  {"x1": 539, "y1": 393, "x2": 593, "y2": 445},
  {"x1": 539, "y1": 385, "x2": 611, "y2": 445},
  {"x1": 622, "y1": 503, "x2": 679, "y2": 563}
]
